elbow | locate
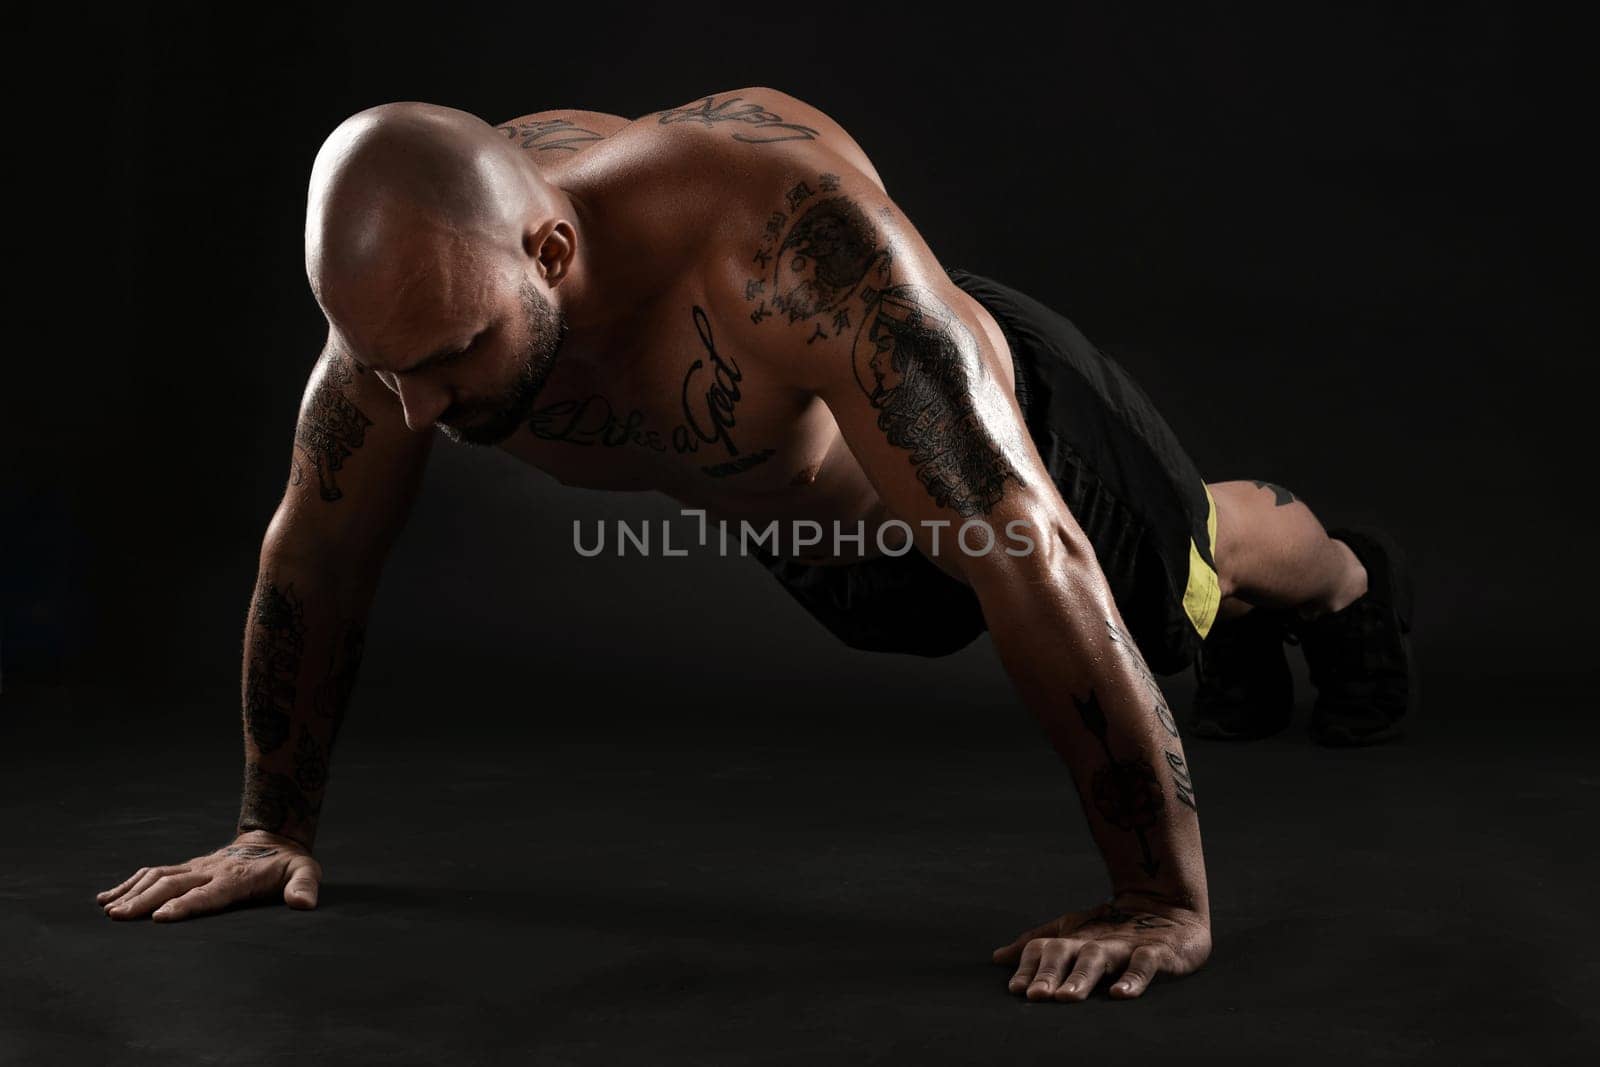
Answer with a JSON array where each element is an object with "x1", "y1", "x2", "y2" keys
[
  {"x1": 1033, "y1": 518, "x2": 1099, "y2": 577},
  {"x1": 963, "y1": 514, "x2": 1102, "y2": 605},
  {"x1": 1006, "y1": 513, "x2": 1100, "y2": 578}
]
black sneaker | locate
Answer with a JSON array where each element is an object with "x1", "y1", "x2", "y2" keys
[
  {"x1": 1296, "y1": 527, "x2": 1416, "y2": 747},
  {"x1": 1190, "y1": 607, "x2": 1295, "y2": 740}
]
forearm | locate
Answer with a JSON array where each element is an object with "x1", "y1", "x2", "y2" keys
[
  {"x1": 976, "y1": 539, "x2": 1210, "y2": 918},
  {"x1": 237, "y1": 550, "x2": 375, "y2": 849}
]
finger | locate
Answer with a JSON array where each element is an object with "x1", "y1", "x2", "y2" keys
[
  {"x1": 1055, "y1": 942, "x2": 1120, "y2": 1002},
  {"x1": 1025, "y1": 940, "x2": 1079, "y2": 1002},
  {"x1": 992, "y1": 917, "x2": 1068, "y2": 964},
  {"x1": 101, "y1": 865, "x2": 179, "y2": 906},
  {"x1": 107, "y1": 872, "x2": 210, "y2": 920},
  {"x1": 1006, "y1": 937, "x2": 1047, "y2": 994},
  {"x1": 283, "y1": 856, "x2": 321, "y2": 910},
  {"x1": 102, "y1": 866, "x2": 184, "y2": 912},
  {"x1": 97, "y1": 867, "x2": 149, "y2": 904},
  {"x1": 1110, "y1": 945, "x2": 1168, "y2": 999},
  {"x1": 153, "y1": 878, "x2": 233, "y2": 923}
]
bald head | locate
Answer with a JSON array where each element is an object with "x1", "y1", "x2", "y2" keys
[
  {"x1": 306, "y1": 102, "x2": 555, "y2": 314},
  {"x1": 303, "y1": 102, "x2": 575, "y2": 446}
]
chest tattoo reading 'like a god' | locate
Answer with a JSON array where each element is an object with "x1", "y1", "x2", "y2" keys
[
  {"x1": 528, "y1": 396, "x2": 670, "y2": 452},
  {"x1": 743, "y1": 173, "x2": 1021, "y2": 517},
  {"x1": 526, "y1": 306, "x2": 772, "y2": 479},
  {"x1": 673, "y1": 306, "x2": 747, "y2": 459}
]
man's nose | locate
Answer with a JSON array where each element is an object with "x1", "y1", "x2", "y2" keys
[{"x1": 393, "y1": 377, "x2": 452, "y2": 432}]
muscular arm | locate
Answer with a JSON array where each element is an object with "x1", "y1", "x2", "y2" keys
[
  {"x1": 716, "y1": 153, "x2": 1210, "y2": 985},
  {"x1": 98, "y1": 339, "x2": 430, "y2": 921},
  {"x1": 244, "y1": 340, "x2": 431, "y2": 846}
]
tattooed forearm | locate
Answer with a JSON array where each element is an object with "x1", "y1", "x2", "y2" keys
[
  {"x1": 242, "y1": 580, "x2": 306, "y2": 754},
  {"x1": 498, "y1": 117, "x2": 605, "y2": 152},
  {"x1": 293, "y1": 727, "x2": 329, "y2": 794},
  {"x1": 1075, "y1": 689, "x2": 1167, "y2": 877},
  {"x1": 315, "y1": 621, "x2": 365, "y2": 747},
  {"x1": 1106, "y1": 620, "x2": 1196, "y2": 808},
  {"x1": 294, "y1": 355, "x2": 374, "y2": 502},
  {"x1": 656, "y1": 94, "x2": 818, "y2": 143},
  {"x1": 237, "y1": 763, "x2": 318, "y2": 838},
  {"x1": 1106, "y1": 620, "x2": 1181, "y2": 738},
  {"x1": 1164, "y1": 750, "x2": 1198, "y2": 812},
  {"x1": 239, "y1": 571, "x2": 365, "y2": 843},
  {"x1": 1251, "y1": 480, "x2": 1296, "y2": 506}
]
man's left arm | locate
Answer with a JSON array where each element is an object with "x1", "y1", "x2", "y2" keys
[{"x1": 718, "y1": 158, "x2": 1212, "y2": 1001}]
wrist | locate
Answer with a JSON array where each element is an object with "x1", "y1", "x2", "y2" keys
[
  {"x1": 1112, "y1": 884, "x2": 1210, "y2": 921},
  {"x1": 234, "y1": 826, "x2": 314, "y2": 852}
]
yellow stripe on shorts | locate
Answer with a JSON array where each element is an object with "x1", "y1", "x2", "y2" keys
[{"x1": 1182, "y1": 484, "x2": 1222, "y2": 639}]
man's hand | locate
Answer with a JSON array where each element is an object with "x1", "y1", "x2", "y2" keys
[
  {"x1": 992, "y1": 896, "x2": 1212, "y2": 1001},
  {"x1": 95, "y1": 831, "x2": 322, "y2": 922}
]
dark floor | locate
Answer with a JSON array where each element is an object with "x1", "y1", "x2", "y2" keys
[{"x1": 3, "y1": 665, "x2": 1597, "y2": 1065}]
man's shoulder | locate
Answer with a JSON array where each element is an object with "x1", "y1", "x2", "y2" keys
[
  {"x1": 646, "y1": 87, "x2": 831, "y2": 144},
  {"x1": 496, "y1": 88, "x2": 884, "y2": 196},
  {"x1": 493, "y1": 108, "x2": 631, "y2": 158},
  {"x1": 634, "y1": 87, "x2": 886, "y2": 190},
  {"x1": 685, "y1": 138, "x2": 909, "y2": 396}
]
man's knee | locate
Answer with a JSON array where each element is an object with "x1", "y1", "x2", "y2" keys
[{"x1": 1204, "y1": 478, "x2": 1312, "y2": 601}]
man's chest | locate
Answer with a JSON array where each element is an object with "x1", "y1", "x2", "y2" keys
[{"x1": 495, "y1": 299, "x2": 847, "y2": 499}]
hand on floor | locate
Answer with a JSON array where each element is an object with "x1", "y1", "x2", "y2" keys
[
  {"x1": 992, "y1": 895, "x2": 1211, "y2": 1001},
  {"x1": 96, "y1": 831, "x2": 321, "y2": 922}
]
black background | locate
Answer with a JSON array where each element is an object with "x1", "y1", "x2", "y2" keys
[
  {"x1": 7, "y1": 0, "x2": 1587, "y2": 701},
  {"x1": 5, "y1": 4, "x2": 1596, "y2": 1063}
]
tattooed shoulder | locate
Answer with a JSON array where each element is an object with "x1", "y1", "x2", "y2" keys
[
  {"x1": 654, "y1": 91, "x2": 820, "y2": 145},
  {"x1": 738, "y1": 170, "x2": 1021, "y2": 516},
  {"x1": 497, "y1": 115, "x2": 609, "y2": 154}
]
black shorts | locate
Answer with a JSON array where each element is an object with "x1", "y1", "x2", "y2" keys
[{"x1": 750, "y1": 267, "x2": 1222, "y2": 676}]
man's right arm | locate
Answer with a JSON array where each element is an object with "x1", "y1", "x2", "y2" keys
[
  {"x1": 97, "y1": 337, "x2": 432, "y2": 921},
  {"x1": 238, "y1": 338, "x2": 432, "y2": 846}
]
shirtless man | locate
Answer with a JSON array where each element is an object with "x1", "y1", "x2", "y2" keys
[{"x1": 94, "y1": 89, "x2": 1415, "y2": 1003}]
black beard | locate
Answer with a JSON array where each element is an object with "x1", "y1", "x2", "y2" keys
[{"x1": 438, "y1": 279, "x2": 566, "y2": 447}]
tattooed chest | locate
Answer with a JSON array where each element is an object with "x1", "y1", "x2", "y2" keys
[{"x1": 499, "y1": 311, "x2": 831, "y2": 492}]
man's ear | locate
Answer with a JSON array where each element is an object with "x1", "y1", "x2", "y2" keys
[{"x1": 524, "y1": 219, "x2": 577, "y2": 285}]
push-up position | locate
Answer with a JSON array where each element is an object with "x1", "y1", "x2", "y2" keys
[{"x1": 96, "y1": 89, "x2": 1414, "y2": 1002}]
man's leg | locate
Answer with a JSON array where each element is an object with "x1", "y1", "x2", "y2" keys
[
  {"x1": 1198, "y1": 479, "x2": 1413, "y2": 746},
  {"x1": 1206, "y1": 479, "x2": 1367, "y2": 620},
  {"x1": 1188, "y1": 478, "x2": 1348, "y2": 740}
]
